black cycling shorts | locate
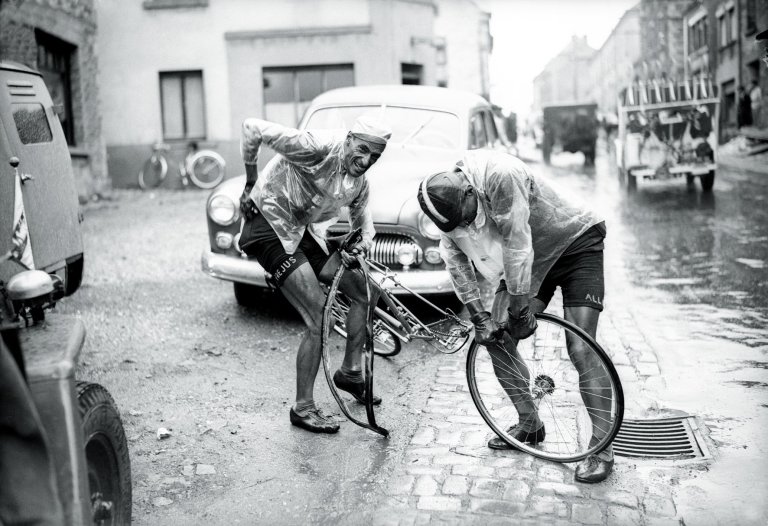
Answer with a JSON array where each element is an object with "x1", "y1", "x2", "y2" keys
[
  {"x1": 497, "y1": 250, "x2": 605, "y2": 311},
  {"x1": 238, "y1": 212, "x2": 331, "y2": 286}
]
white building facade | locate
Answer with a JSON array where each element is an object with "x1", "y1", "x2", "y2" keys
[{"x1": 97, "y1": 0, "x2": 491, "y2": 187}]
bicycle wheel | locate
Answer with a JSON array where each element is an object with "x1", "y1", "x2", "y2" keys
[
  {"x1": 330, "y1": 293, "x2": 402, "y2": 357},
  {"x1": 466, "y1": 313, "x2": 623, "y2": 463},
  {"x1": 186, "y1": 150, "x2": 226, "y2": 189},
  {"x1": 137, "y1": 155, "x2": 167, "y2": 190},
  {"x1": 321, "y1": 262, "x2": 388, "y2": 437}
]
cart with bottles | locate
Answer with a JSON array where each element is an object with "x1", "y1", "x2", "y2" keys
[{"x1": 615, "y1": 76, "x2": 720, "y2": 192}]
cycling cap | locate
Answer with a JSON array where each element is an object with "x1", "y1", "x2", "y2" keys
[
  {"x1": 351, "y1": 115, "x2": 392, "y2": 146},
  {"x1": 417, "y1": 170, "x2": 465, "y2": 232}
]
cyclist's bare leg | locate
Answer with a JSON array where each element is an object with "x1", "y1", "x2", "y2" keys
[
  {"x1": 279, "y1": 262, "x2": 327, "y2": 407},
  {"x1": 486, "y1": 296, "x2": 547, "y2": 431},
  {"x1": 563, "y1": 305, "x2": 613, "y2": 459},
  {"x1": 319, "y1": 253, "x2": 379, "y2": 373}
]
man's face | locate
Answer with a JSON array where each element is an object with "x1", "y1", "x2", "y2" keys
[
  {"x1": 343, "y1": 134, "x2": 386, "y2": 178},
  {"x1": 457, "y1": 185, "x2": 479, "y2": 229}
]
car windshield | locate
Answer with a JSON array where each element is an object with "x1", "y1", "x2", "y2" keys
[{"x1": 304, "y1": 105, "x2": 461, "y2": 149}]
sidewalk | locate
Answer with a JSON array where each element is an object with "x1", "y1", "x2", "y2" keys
[{"x1": 370, "y1": 288, "x2": 687, "y2": 525}]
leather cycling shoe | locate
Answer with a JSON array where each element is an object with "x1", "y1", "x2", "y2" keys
[
  {"x1": 333, "y1": 369, "x2": 382, "y2": 405},
  {"x1": 487, "y1": 423, "x2": 546, "y2": 450},
  {"x1": 289, "y1": 407, "x2": 340, "y2": 434},
  {"x1": 574, "y1": 454, "x2": 614, "y2": 483}
]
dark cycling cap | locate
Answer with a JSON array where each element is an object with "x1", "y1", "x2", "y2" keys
[{"x1": 417, "y1": 170, "x2": 465, "y2": 232}]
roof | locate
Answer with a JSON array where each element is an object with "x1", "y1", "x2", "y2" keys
[
  {"x1": 0, "y1": 61, "x2": 41, "y2": 76},
  {"x1": 307, "y1": 85, "x2": 491, "y2": 114}
]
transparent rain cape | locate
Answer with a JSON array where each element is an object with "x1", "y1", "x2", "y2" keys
[
  {"x1": 440, "y1": 150, "x2": 601, "y2": 304},
  {"x1": 242, "y1": 119, "x2": 374, "y2": 254}
]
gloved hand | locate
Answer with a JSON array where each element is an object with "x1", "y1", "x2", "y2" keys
[
  {"x1": 471, "y1": 311, "x2": 502, "y2": 346},
  {"x1": 239, "y1": 183, "x2": 257, "y2": 220},
  {"x1": 506, "y1": 305, "x2": 537, "y2": 340}
]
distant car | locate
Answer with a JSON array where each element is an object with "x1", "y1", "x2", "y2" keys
[{"x1": 201, "y1": 85, "x2": 511, "y2": 304}]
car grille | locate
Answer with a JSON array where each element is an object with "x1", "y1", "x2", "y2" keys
[{"x1": 369, "y1": 233, "x2": 419, "y2": 267}]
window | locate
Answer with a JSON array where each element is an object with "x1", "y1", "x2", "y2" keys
[
  {"x1": 469, "y1": 113, "x2": 487, "y2": 149},
  {"x1": 717, "y1": 5, "x2": 737, "y2": 48},
  {"x1": 12, "y1": 103, "x2": 53, "y2": 144},
  {"x1": 401, "y1": 64, "x2": 423, "y2": 86},
  {"x1": 745, "y1": 0, "x2": 757, "y2": 35},
  {"x1": 305, "y1": 106, "x2": 460, "y2": 149},
  {"x1": 689, "y1": 16, "x2": 708, "y2": 52},
  {"x1": 263, "y1": 65, "x2": 354, "y2": 126},
  {"x1": 35, "y1": 30, "x2": 75, "y2": 145},
  {"x1": 160, "y1": 71, "x2": 205, "y2": 140}
]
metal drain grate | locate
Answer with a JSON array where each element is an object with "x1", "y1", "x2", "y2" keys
[{"x1": 613, "y1": 416, "x2": 710, "y2": 459}]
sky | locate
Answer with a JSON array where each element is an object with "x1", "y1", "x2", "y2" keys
[{"x1": 476, "y1": 0, "x2": 639, "y2": 118}]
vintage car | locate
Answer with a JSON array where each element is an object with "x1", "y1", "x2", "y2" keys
[{"x1": 201, "y1": 85, "x2": 510, "y2": 304}]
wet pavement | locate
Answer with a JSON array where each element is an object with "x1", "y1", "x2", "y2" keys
[{"x1": 64, "y1": 136, "x2": 768, "y2": 524}]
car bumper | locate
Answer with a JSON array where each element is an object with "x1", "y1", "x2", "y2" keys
[{"x1": 201, "y1": 248, "x2": 456, "y2": 295}]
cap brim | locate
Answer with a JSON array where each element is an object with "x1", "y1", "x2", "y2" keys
[
  {"x1": 350, "y1": 132, "x2": 389, "y2": 146},
  {"x1": 757, "y1": 28, "x2": 768, "y2": 40}
]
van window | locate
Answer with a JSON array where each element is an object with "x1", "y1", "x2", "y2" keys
[{"x1": 12, "y1": 103, "x2": 53, "y2": 144}]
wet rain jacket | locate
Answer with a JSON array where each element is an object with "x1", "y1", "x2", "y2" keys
[
  {"x1": 242, "y1": 119, "x2": 374, "y2": 254},
  {"x1": 440, "y1": 150, "x2": 601, "y2": 304}
]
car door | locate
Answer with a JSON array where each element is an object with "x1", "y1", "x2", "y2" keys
[{"x1": 0, "y1": 65, "x2": 82, "y2": 273}]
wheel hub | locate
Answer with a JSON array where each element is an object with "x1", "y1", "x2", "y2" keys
[{"x1": 533, "y1": 374, "x2": 555, "y2": 398}]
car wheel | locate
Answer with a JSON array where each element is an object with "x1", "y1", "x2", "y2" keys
[
  {"x1": 700, "y1": 170, "x2": 715, "y2": 192},
  {"x1": 77, "y1": 381, "x2": 132, "y2": 525},
  {"x1": 233, "y1": 282, "x2": 261, "y2": 307}
]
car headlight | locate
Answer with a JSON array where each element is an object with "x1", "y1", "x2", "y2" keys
[
  {"x1": 215, "y1": 232, "x2": 233, "y2": 249},
  {"x1": 208, "y1": 194, "x2": 239, "y2": 226},
  {"x1": 424, "y1": 246, "x2": 442, "y2": 265},
  {"x1": 418, "y1": 212, "x2": 442, "y2": 241},
  {"x1": 397, "y1": 244, "x2": 423, "y2": 268}
]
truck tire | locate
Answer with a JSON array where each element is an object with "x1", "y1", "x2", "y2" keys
[
  {"x1": 77, "y1": 381, "x2": 132, "y2": 525},
  {"x1": 700, "y1": 171, "x2": 715, "y2": 192}
]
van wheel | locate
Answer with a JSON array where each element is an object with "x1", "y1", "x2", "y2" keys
[
  {"x1": 700, "y1": 170, "x2": 715, "y2": 192},
  {"x1": 77, "y1": 382, "x2": 132, "y2": 525}
]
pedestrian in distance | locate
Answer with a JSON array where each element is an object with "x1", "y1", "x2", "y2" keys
[
  {"x1": 417, "y1": 149, "x2": 615, "y2": 483},
  {"x1": 749, "y1": 79, "x2": 763, "y2": 129},
  {"x1": 237, "y1": 115, "x2": 392, "y2": 434}
]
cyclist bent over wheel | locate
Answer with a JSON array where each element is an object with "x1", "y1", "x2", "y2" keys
[
  {"x1": 237, "y1": 115, "x2": 392, "y2": 434},
  {"x1": 417, "y1": 150, "x2": 615, "y2": 483}
]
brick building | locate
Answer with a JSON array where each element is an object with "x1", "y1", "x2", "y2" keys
[
  {"x1": 532, "y1": 35, "x2": 596, "y2": 109},
  {"x1": 0, "y1": 0, "x2": 106, "y2": 200},
  {"x1": 588, "y1": 5, "x2": 642, "y2": 118}
]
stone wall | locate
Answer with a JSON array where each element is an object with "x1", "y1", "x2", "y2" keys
[{"x1": 0, "y1": 0, "x2": 107, "y2": 201}]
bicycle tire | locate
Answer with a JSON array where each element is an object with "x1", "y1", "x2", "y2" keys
[
  {"x1": 466, "y1": 312, "x2": 623, "y2": 463},
  {"x1": 186, "y1": 150, "x2": 226, "y2": 189},
  {"x1": 321, "y1": 262, "x2": 388, "y2": 437},
  {"x1": 138, "y1": 155, "x2": 167, "y2": 190},
  {"x1": 330, "y1": 293, "x2": 402, "y2": 357}
]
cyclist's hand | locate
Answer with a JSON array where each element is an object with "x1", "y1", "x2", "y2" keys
[
  {"x1": 507, "y1": 306, "x2": 537, "y2": 340},
  {"x1": 471, "y1": 311, "x2": 502, "y2": 346},
  {"x1": 340, "y1": 249, "x2": 361, "y2": 269},
  {"x1": 239, "y1": 185, "x2": 257, "y2": 220}
]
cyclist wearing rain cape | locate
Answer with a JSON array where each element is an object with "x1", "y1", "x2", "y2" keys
[
  {"x1": 418, "y1": 149, "x2": 615, "y2": 483},
  {"x1": 238, "y1": 115, "x2": 391, "y2": 434}
]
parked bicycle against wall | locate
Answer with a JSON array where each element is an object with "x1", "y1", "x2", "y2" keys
[
  {"x1": 323, "y1": 229, "x2": 624, "y2": 463},
  {"x1": 138, "y1": 141, "x2": 226, "y2": 190}
]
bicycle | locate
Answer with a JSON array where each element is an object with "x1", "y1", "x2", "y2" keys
[
  {"x1": 321, "y1": 230, "x2": 624, "y2": 462},
  {"x1": 138, "y1": 141, "x2": 226, "y2": 190}
]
